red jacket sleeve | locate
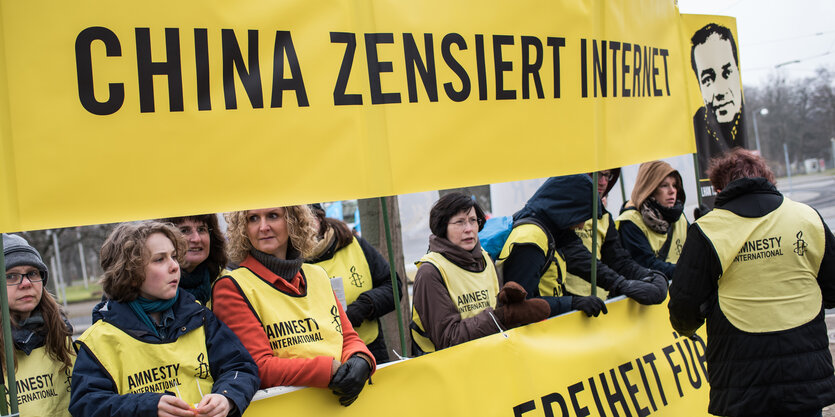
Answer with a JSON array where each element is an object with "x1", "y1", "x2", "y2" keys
[{"x1": 212, "y1": 276, "x2": 335, "y2": 389}]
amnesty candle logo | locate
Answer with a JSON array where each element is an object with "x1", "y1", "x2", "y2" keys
[
  {"x1": 331, "y1": 305, "x2": 342, "y2": 335},
  {"x1": 349, "y1": 266, "x2": 364, "y2": 288},
  {"x1": 195, "y1": 353, "x2": 211, "y2": 380},
  {"x1": 794, "y1": 231, "x2": 808, "y2": 256}
]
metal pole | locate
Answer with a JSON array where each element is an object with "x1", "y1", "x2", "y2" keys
[
  {"x1": 784, "y1": 143, "x2": 793, "y2": 195},
  {"x1": 590, "y1": 173, "x2": 598, "y2": 297},
  {"x1": 379, "y1": 197, "x2": 407, "y2": 358},
  {"x1": 618, "y1": 170, "x2": 627, "y2": 205},
  {"x1": 0, "y1": 237, "x2": 20, "y2": 415},
  {"x1": 77, "y1": 228, "x2": 88, "y2": 288},
  {"x1": 752, "y1": 110, "x2": 762, "y2": 155},
  {"x1": 51, "y1": 231, "x2": 67, "y2": 308}
]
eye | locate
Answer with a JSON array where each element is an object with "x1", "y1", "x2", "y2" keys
[
  {"x1": 268, "y1": 212, "x2": 280, "y2": 219},
  {"x1": 247, "y1": 215, "x2": 259, "y2": 223}
]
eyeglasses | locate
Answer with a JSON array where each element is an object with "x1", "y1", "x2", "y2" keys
[
  {"x1": 598, "y1": 171, "x2": 614, "y2": 181},
  {"x1": 448, "y1": 218, "x2": 479, "y2": 229},
  {"x1": 179, "y1": 226, "x2": 211, "y2": 236},
  {"x1": 5, "y1": 270, "x2": 44, "y2": 286}
]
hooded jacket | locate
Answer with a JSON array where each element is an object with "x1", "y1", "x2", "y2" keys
[
  {"x1": 618, "y1": 161, "x2": 688, "y2": 277},
  {"x1": 669, "y1": 178, "x2": 835, "y2": 416},
  {"x1": 70, "y1": 292, "x2": 260, "y2": 417},
  {"x1": 502, "y1": 175, "x2": 602, "y2": 314}
]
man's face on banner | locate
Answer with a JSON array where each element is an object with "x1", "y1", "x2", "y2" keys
[{"x1": 693, "y1": 33, "x2": 741, "y2": 123}]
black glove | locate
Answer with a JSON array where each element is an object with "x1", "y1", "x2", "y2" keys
[
  {"x1": 345, "y1": 295, "x2": 374, "y2": 328},
  {"x1": 693, "y1": 204, "x2": 710, "y2": 221},
  {"x1": 571, "y1": 296, "x2": 608, "y2": 317},
  {"x1": 616, "y1": 273, "x2": 667, "y2": 305},
  {"x1": 329, "y1": 354, "x2": 371, "y2": 406}
]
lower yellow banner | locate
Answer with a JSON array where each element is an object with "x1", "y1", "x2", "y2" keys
[{"x1": 244, "y1": 297, "x2": 710, "y2": 416}]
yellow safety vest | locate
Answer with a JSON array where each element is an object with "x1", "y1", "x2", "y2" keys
[
  {"x1": 75, "y1": 321, "x2": 213, "y2": 406},
  {"x1": 411, "y1": 250, "x2": 499, "y2": 353},
  {"x1": 311, "y1": 238, "x2": 379, "y2": 344},
  {"x1": 696, "y1": 197, "x2": 825, "y2": 333},
  {"x1": 564, "y1": 214, "x2": 610, "y2": 299},
  {"x1": 615, "y1": 208, "x2": 688, "y2": 264},
  {"x1": 224, "y1": 264, "x2": 343, "y2": 361},
  {"x1": 13, "y1": 343, "x2": 72, "y2": 417},
  {"x1": 496, "y1": 223, "x2": 566, "y2": 297}
]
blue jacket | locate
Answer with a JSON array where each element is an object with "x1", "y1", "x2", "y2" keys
[{"x1": 70, "y1": 291, "x2": 260, "y2": 417}]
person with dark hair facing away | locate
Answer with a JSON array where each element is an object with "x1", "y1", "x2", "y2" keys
[
  {"x1": 70, "y1": 221, "x2": 259, "y2": 417},
  {"x1": 307, "y1": 204, "x2": 402, "y2": 364},
  {"x1": 617, "y1": 161, "x2": 689, "y2": 278},
  {"x1": 411, "y1": 193, "x2": 549, "y2": 355},
  {"x1": 669, "y1": 148, "x2": 835, "y2": 417},
  {"x1": 160, "y1": 214, "x2": 228, "y2": 305},
  {"x1": 2, "y1": 234, "x2": 74, "y2": 417},
  {"x1": 213, "y1": 206, "x2": 375, "y2": 406},
  {"x1": 560, "y1": 170, "x2": 669, "y2": 303}
]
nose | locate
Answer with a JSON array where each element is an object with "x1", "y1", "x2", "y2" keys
[
  {"x1": 18, "y1": 276, "x2": 33, "y2": 288},
  {"x1": 187, "y1": 230, "x2": 200, "y2": 242},
  {"x1": 170, "y1": 258, "x2": 180, "y2": 273},
  {"x1": 259, "y1": 218, "x2": 270, "y2": 232}
]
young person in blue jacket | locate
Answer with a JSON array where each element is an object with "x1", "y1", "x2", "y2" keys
[{"x1": 70, "y1": 221, "x2": 260, "y2": 417}]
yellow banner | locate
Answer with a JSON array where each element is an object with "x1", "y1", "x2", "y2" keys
[
  {"x1": 0, "y1": 0, "x2": 707, "y2": 232},
  {"x1": 244, "y1": 297, "x2": 709, "y2": 417}
]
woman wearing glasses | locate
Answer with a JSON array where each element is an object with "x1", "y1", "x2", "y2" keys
[
  {"x1": 2, "y1": 234, "x2": 74, "y2": 417},
  {"x1": 410, "y1": 193, "x2": 550, "y2": 355},
  {"x1": 161, "y1": 214, "x2": 227, "y2": 305},
  {"x1": 69, "y1": 222, "x2": 259, "y2": 417}
]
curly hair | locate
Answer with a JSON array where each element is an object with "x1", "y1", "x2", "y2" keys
[
  {"x1": 225, "y1": 206, "x2": 318, "y2": 263},
  {"x1": 100, "y1": 221, "x2": 186, "y2": 303},
  {"x1": 159, "y1": 214, "x2": 228, "y2": 279},
  {"x1": 707, "y1": 147, "x2": 776, "y2": 191}
]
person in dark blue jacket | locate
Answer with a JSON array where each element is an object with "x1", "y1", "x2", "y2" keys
[{"x1": 70, "y1": 221, "x2": 260, "y2": 417}]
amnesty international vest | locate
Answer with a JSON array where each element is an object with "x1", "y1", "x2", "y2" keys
[
  {"x1": 616, "y1": 208, "x2": 688, "y2": 264},
  {"x1": 564, "y1": 214, "x2": 610, "y2": 299},
  {"x1": 225, "y1": 264, "x2": 343, "y2": 361},
  {"x1": 311, "y1": 238, "x2": 379, "y2": 344},
  {"x1": 75, "y1": 322, "x2": 213, "y2": 406},
  {"x1": 696, "y1": 197, "x2": 825, "y2": 333},
  {"x1": 496, "y1": 223, "x2": 566, "y2": 297},
  {"x1": 411, "y1": 250, "x2": 500, "y2": 353},
  {"x1": 14, "y1": 343, "x2": 72, "y2": 417}
]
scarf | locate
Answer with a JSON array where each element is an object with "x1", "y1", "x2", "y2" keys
[
  {"x1": 640, "y1": 198, "x2": 684, "y2": 234},
  {"x1": 128, "y1": 290, "x2": 179, "y2": 338},
  {"x1": 179, "y1": 262, "x2": 211, "y2": 304}
]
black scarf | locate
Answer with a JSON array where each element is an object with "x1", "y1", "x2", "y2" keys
[
  {"x1": 179, "y1": 262, "x2": 212, "y2": 305},
  {"x1": 640, "y1": 198, "x2": 684, "y2": 234}
]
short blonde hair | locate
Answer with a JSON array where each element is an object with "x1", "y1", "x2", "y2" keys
[
  {"x1": 225, "y1": 206, "x2": 318, "y2": 263},
  {"x1": 100, "y1": 221, "x2": 186, "y2": 302}
]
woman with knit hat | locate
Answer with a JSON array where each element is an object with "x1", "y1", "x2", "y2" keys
[
  {"x1": 69, "y1": 222, "x2": 259, "y2": 417},
  {"x1": 616, "y1": 161, "x2": 689, "y2": 278},
  {"x1": 2, "y1": 233, "x2": 74, "y2": 417},
  {"x1": 212, "y1": 206, "x2": 375, "y2": 407}
]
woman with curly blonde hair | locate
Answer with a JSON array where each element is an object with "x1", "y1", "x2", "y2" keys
[{"x1": 212, "y1": 206, "x2": 375, "y2": 407}]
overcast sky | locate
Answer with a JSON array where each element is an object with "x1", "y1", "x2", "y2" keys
[{"x1": 677, "y1": 0, "x2": 835, "y2": 87}]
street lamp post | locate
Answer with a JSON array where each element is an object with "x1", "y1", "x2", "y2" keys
[{"x1": 751, "y1": 107, "x2": 768, "y2": 155}]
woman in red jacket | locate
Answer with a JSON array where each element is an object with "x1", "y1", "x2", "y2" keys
[{"x1": 212, "y1": 206, "x2": 375, "y2": 406}]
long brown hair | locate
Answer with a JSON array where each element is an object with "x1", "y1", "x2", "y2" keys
[{"x1": 1, "y1": 284, "x2": 74, "y2": 373}]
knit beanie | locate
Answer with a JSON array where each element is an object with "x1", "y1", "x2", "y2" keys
[{"x1": 3, "y1": 234, "x2": 49, "y2": 284}]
